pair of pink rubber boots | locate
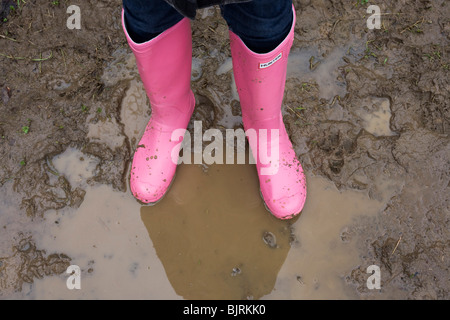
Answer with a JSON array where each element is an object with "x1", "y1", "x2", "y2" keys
[{"x1": 122, "y1": 7, "x2": 306, "y2": 219}]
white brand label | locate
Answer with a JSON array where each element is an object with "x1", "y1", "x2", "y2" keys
[{"x1": 259, "y1": 52, "x2": 282, "y2": 69}]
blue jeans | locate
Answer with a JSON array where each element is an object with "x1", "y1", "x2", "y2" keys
[{"x1": 123, "y1": 0, "x2": 293, "y2": 53}]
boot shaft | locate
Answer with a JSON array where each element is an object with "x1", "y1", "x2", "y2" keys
[
  {"x1": 229, "y1": 6, "x2": 296, "y2": 130},
  {"x1": 122, "y1": 10, "x2": 194, "y2": 128}
]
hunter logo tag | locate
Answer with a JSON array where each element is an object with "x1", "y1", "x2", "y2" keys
[{"x1": 259, "y1": 52, "x2": 282, "y2": 69}]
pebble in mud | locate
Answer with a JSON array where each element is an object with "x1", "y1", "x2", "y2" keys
[
  {"x1": 262, "y1": 231, "x2": 277, "y2": 248},
  {"x1": 231, "y1": 267, "x2": 241, "y2": 277}
]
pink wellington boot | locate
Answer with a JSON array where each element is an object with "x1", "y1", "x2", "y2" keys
[
  {"x1": 229, "y1": 6, "x2": 307, "y2": 219},
  {"x1": 122, "y1": 11, "x2": 195, "y2": 204}
]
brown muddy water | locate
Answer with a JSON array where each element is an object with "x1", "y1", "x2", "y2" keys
[
  {"x1": 1, "y1": 146, "x2": 398, "y2": 299},
  {"x1": 1, "y1": 1, "x2": 449, "y2": 300}
]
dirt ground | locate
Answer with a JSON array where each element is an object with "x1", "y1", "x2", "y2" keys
[{"x1": 0, "y1": 0, "x2": 449, "y2": 299}]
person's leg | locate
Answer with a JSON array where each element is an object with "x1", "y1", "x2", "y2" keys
[
  {"x1": 224, "y1": 1, "x2": 307, "y2": 219},
  {"x1": 122, "y1": 1, "x2": 195, "y2": 204},
  {"x1": 221, "y1": 0, "x2": 293, "y2": 53},
  {"x1": 123, "y1": 0, "x2": 184, "y2": 43}
]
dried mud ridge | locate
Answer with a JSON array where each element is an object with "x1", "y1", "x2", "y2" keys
[{"x1": 0, "y1": 0, "x2": 449, "y2": 299}]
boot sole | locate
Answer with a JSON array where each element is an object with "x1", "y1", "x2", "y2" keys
[
  {"x1": 133, "y1": 172, "x2": 177, "y2": 207},
  {"x1": 259, "y1": 189, "x2": 299, "y2": 220}
]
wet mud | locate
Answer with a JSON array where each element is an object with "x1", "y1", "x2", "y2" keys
[{"x1": 1, "y1": 0, "x2": 449, "y2": 299}]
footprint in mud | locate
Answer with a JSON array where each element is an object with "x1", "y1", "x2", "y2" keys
[{"x1": 262, "y1": 231, "x2": 277, "y2": 248}]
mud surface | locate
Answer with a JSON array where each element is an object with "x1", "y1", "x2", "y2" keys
[{"x1": 1, "y1": 0, "x2": 449, "y2": 299}]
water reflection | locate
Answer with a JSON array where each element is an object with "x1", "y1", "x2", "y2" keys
[{"x1": 141, "y1": 158, "x2": 295, "y2": 299}]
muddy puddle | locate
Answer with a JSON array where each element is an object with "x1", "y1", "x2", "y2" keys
[{"x1": 0, "y1": 144, "x2": 398, "y2": 299}]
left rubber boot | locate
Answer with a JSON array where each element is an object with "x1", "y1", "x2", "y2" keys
[
  {"x1": 229, "y1": 5, "x2": 307, "y2": 219},
  {"x1": 122, "y1": 12, "x2": 195, "y2": 204}
]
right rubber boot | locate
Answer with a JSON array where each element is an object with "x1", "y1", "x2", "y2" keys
[
  {"x1": 229, "y1": 6, "x2": 306, "y2": 219},
  {"x1": 122, "y1": 11, "x2": 195, "y2": 204}
]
